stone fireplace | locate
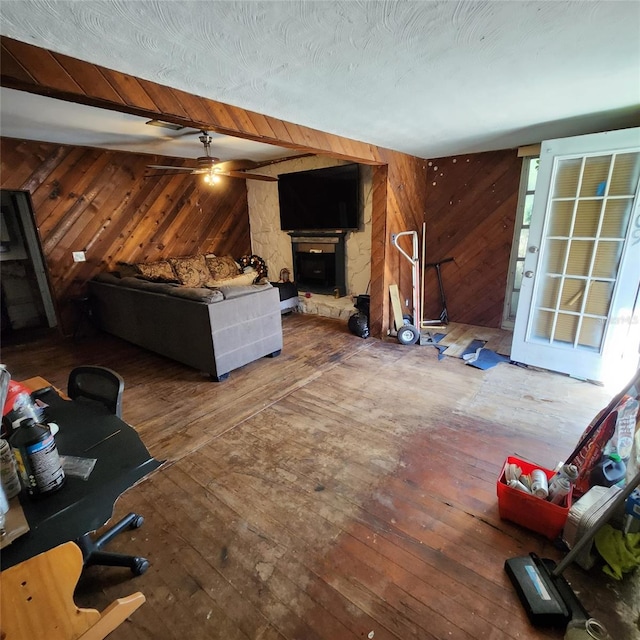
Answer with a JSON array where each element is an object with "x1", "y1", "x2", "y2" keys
[
  {"x1": 290, "y1": 232, "x2": 346, "y2": 296},
  {"x1": 246, "y1": 157, "x2": 373, "y2": 317}
]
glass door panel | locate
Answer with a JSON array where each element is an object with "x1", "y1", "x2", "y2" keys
[
  {"x1": 609, "y1": 153, "x2": 640, "y2": 195},
  {"x1": 553, "y1": 158, "x2": 582, "y2": 198},
  {"x1": 579, "y1": 318, "x2": 605, "y2": 349},
  {"x1": 580, "y1": 155, "x2": 612, "y2": 197},
  {"x1": 584, "y1": 281, "x2": 614, "y2": 316},
  {"x1": 592, "y1": 241, "x2": 623, "y2": 278},
  {"x1": 600, "y1": 200, "x2": 633, "y2": 237},
  {"x1": 565, "y1": 240, "x2": 594, "y2": 276}
]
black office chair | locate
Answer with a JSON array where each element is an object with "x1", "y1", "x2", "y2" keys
[
  {"x1": 67, "y1": 365, "x2": 124, "y2": 417},
  {"x1": 67, "y1": 366, "x2": 149, "y2": 575},
  {"x1": 76, "y1": 513, "x2": 149, "y2": 576}
]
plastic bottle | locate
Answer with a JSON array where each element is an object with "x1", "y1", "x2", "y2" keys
[
  {"x1": 9, "y1": 418, "x2": 65, "y2": 496},
  {"x1": 589, "y1": 453, "x2": 626, "y2": 488},
  {"x1": 0, "y1": 483, "x2": 9, "y2": 535},
  {"x1": 2, "y1": 380, "x2": 44, "y2": 429},
  {"x1": 0, "y1": 438, "x2": 22, "y2": 498}
]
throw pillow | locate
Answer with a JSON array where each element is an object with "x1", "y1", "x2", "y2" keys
[
  {"x1": 135, "y1": 260, "x2": 178, "y2": 282},
  {"x1": 168, "y1": 255, "x2": 211, "y2": 288},
  {"x1": 205, "y1": 255, "x2": 241, "y2": 283}
]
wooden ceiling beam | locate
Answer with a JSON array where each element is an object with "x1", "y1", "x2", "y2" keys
[{"x1": 0, "y1": 36, "x2": 387, "y2": 166}]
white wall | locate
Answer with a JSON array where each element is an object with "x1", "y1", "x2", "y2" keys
[{"x1": 246, "y1": 156, "x2": 373, "y2": 297}]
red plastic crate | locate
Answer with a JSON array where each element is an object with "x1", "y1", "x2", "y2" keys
[{"x1": 497, "y1": 455, "x2": 573, "y2": 539}]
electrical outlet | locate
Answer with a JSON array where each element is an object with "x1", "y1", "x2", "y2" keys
[
  {"x1": 72, "y1": 251, "x2": 86, "y2": 262},
  {"x1": 405, "y1": 299, "x2": 409, "y2": 306}
]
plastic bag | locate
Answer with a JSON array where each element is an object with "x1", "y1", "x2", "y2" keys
[{"x1": 348, "y1": 312, "x2": 369, "y2": 339}]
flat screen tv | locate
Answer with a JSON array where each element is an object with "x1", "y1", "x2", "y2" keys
[{"x1": 278, "y1": 164, "x2": 360, "y2": 232}]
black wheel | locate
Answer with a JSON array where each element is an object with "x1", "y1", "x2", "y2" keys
[
  {"x1": 131, "y1": 557, "x2": 149, "y2": 576},
  {"x1": 130, "y1": 515, "x2": 144, "y2": 529},
  {"x1": 397, "y1": 324, "x2": 419, "y2": 345}
]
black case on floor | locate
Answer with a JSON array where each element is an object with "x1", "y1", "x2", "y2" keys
[{"x1": 504, "y1": 554, "x2": 571, "y2": 627}]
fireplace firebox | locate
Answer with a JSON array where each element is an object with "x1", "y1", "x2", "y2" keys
[{"x1": 290, "y1": 232, "x2": 346, "y2": 297}]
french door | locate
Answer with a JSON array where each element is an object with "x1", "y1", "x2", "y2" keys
[{"x1": 511, "y1": 128, "x2": 640, "y2": 385}]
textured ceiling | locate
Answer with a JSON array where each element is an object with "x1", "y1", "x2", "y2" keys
[{"x1": 1, "y1": 1, "x2": 639, "y2": 159}]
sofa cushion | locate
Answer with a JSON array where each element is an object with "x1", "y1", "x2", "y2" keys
[
  {"x1": 93, "y1": 272, "x2": 122, "y2": 285},
  {"x1": 118, "y1": 277, "x2": 179, "y2": 294},
  {"x1": 206, "y1": 270, "x2": 259, "y2": 288},
  {"x1": 166, "y1": 286, "x2": 224, "y2": 303},
  {"x1": 217, "y1": 282, "x2": 273, "y2": 300},
  {"x1": 205, "y1": 255, "x2": 241, "y2": 283},
  {"x1": 135, "y1": 260, "x2": 178, "y2": 282},
  {"x1": 168, "y1": 255, "x2": 211, "y2": 288}
]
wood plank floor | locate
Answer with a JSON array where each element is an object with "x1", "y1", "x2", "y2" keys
[
  {"x1": 421, "y1": 322, "x2": 513, "y2": 357},
  {"x1": 2, "y1": 314, "x2": 638, "y2": 640}
]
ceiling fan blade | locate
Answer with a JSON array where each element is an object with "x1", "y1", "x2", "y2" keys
[
  {"x1": 146, "y1": 164, "x2": 198, "y2": 171},
  {"x1": 215, "y1": 159, "x2": 259, "y2": 172},
  {"x1": 217, "y1": 170, "x2": 278, "y2": 182}
]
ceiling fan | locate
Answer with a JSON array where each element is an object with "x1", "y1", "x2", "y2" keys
[{"x1": 146, "y1": 131, "x2": 278, "y2": 183}]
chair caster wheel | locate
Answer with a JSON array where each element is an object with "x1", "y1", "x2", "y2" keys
[
  {"x1": 130, "y1": 515, "x2": 144, "y2": 529},
  {"x1": 131, "y1": 557, "x2": 149, "y2": 576}
]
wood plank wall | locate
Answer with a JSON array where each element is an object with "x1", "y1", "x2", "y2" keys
[
  {"x1": 0, "y1": 138, "x2": 251, "y2": 335},
  {"x1": 0, "y1": 36, "x2": 430, "y2": 338},
  {"x1": 371, "y1": 156, "x2": 429, "y2": 334},
  {"x1": 0, "y1": 37, "x2": 521, "y2": 336},
  {"x1": 422, "y1": 150, "x2": 521, "y2": 328}
]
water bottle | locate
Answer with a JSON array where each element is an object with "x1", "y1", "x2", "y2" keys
[
  {"x1": 9, "y1": 418, "x2": 65, "y2": 497},
  {"x1": 590, "y1": 453, "x2": 626, "y2": 488}
]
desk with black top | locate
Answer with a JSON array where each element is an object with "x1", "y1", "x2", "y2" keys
[{"x1": 0, "y1": 382, "x2": 162, "y2": 570}]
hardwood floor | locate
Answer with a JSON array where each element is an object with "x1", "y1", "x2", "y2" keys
[{"x1": 2, "y1": 314, "x2": 638, "y2": 640}]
